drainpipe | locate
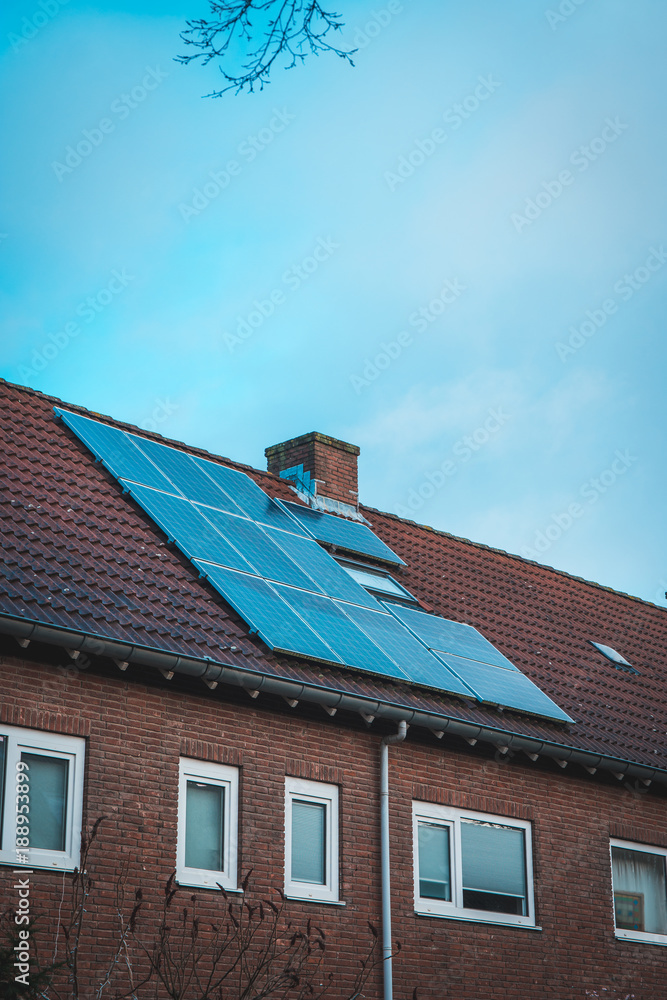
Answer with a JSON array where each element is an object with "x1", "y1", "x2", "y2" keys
[{"x1": 380, "y1": 720, "x2": 408, "y2": 1000}]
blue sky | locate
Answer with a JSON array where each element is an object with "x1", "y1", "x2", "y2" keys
[{"x1": 1, "y1": 0, "x2": 665, "y2": 607}]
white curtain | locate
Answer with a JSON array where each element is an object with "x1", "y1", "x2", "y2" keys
[{"x1": 612, "y1": 847, "x2": 667, "y2": 934}]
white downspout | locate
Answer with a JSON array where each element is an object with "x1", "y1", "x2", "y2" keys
[{"x1": 380, "y1": 720, "x2": 407, "y2": 1000}]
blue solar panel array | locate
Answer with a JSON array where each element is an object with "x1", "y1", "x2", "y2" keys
[
  {"x1": 280, "y1": 500, "x2": 404, "y2": 566},
  {"x1": 386, "y1": 604, "x2": 572, "y2": 723},
  {"x1": 55, "y1": 407, "x2": 572, "y2": 723}
]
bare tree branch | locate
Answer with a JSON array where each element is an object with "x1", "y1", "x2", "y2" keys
[{"x1": 177, "y1": 0, "x2": 355, "y2": 96}]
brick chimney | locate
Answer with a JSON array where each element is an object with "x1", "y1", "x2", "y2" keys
[{"x1": 265, "y1": 432, "x2": 360, "y2": 506}]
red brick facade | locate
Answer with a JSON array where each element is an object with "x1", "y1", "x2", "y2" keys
[{"x1": 2, "y1": 647, "x2": 666, "y2": 1000}]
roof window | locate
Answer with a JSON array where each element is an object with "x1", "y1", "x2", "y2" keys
[
  {"x1": 590, "y1": 642, "x2": 640, "y2": 675},
  {"x1": 337, "y1": 560, "x2": 417, "y2": 604}
]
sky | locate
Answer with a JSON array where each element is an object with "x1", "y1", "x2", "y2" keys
[{"x1": 1, "y1": 0, "x2": 665, "y2": 608}]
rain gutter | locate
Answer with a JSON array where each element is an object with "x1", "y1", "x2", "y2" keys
[{"x1": 1, "y1": 612, "x2": 664, "y2": 787}]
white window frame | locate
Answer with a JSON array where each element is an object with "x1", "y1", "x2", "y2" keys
[
  {"x1": 285, "y1": 777, "x2": 339, "y2": 903},
  {"x1": 412, "y1": 801, "x2": 536, "y2": 928},
  {"x1": 0, "y1": 725, "x2": 85, "y2": 872},
  {"x1": 176, "y1": 758, "x2": 239, "y2": 891},
  {"x1": 610, "y1": 838, "x2": 667, "y2": 946}
]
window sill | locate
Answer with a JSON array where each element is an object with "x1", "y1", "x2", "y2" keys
[
  {"x1": 0, "y1": 855, "x2": 79, "y2": 873},
  {"x1": 415, "y1": 908, "x2": 540, "y2": 930},
  {"x1": 284, "y1": 895, "x2": 346, "y2": 907},
  {"x1": 175, "y1": 874, "x2": 241, "y2": 892},
  {"x1": 615, "y1": 930, "x2": 667, "y2": 947}
]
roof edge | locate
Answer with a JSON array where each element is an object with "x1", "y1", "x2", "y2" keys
[{"x1": 2, "y1": 612, "x2": 664, "y2": 788}]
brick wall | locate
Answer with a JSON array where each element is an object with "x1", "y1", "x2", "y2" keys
[
  {"x1": 1, "y1": 651, "x2": 666, "y2": 999},
  {"x1": 265, "y1": 431, "x2": 360, "y2": 504}
]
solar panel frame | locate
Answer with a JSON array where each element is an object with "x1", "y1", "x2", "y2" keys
[
  {"x1": 195, "y1": 459, "x2": 302, "y2": 533},
  {"x1": 338, "y1": 602, "x2": 476, "y2": 698},
  {"x1": 123, "y1": 484, "x2": 255, "y2": 573},
  {"x1": 276, "y1": 586, "x2": 406, "y2": 678},
  {"x1": 131, "y1": 435, "x2": 246, "y2": 514},
  {"x1": 386, "y1": 604, "x2": 519, "y2": 671},
  {"x1": 197, "y1": 509, "x2": 317, "y2": 590},
  {"x1": 56, "y1": 409, "x2": 175, "y2": 493},
  {"x1": 270, "y1": 529, "x2": 382, "y2": 610},
  {"x1": 194, "y1": 562, "x2": 342, "y2": 664},
  {"x1": 280, "y1": 500, "x2": 405, "y2": 566},
  {"x1": 435, "y1": 652, "x2": 573, "y2": 722}
]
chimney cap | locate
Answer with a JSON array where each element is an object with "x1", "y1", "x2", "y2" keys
[{"x1": 265, "y1": 431, "x2": 360, "y2": 461}]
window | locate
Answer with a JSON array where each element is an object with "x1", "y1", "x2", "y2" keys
[
  {"x1": 610, "y1": 839, "x2": 667, "y2": 945},
  {"x1": 0, "y1": 725, "x2": 85, "y2": 872},
  {"x1": 336, "y1": 559, "x2": 417, "y2": 604},
  {"x1": 176, "y1": 759, "x2": 239, "y2": 890},
  {"x1": 590, "y1": 642, "x2": 639, "y2": 675},
  {"x1": 285, "y1": 777, "x2": 339, "y2": 903},
  {"x1": 412, "y1": 802, "x2": 535, "y2": 927}
]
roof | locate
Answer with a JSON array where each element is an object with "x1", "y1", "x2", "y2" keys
[{"x1": 1, "y1": 379, "x2": 666, "y2": 775}]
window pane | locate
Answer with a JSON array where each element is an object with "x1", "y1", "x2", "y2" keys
[
  {"x1": 418, "y1": 822, "x2": 451, "y2": 899},
  {"x1": 292, "y1": 800, "x2": 326, "y2": 884},
  {"x1": 461, "y1": 820, "x2": 527, "y2": 915},
  {"x1": 21, "y1": 753, "x2": 68, "y2": 852},
  {"x1": 612, "y1": 847, "x2": 667, "y2": 934},
  {"x1": 185, "y1": 781, "x2": 224, "y2": 871}
]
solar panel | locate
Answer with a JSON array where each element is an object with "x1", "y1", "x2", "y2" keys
[
  {"x1": 132, "y1": 436, "x2": 244, "y2": 514},
  {"x1": 270, "y1": 530, "x2": 381, "y2": 609},
  {"x1": 56, "y1": 409, "x2": 174, "y2": 493},
  {"x1": 276, "y1": 587, "x2": 405, "y2": 678},
  {"x1": 281, "y1": 500, "x2": 404, "y2": 565},
  {"x1": 388, "y1": 605, "x2": 519, "y2": 671},
  {"x1": 194, "y1": 562, "x2": 340, "y2": 663},
  {"x1": 123, "y1": 484, "x2": 253, "y2": 573},
  {"x1": 198, "y1": 509, "x2": 316, "y2": 591},
  {"x1": 435, "y1": 652, "x2": 573, "y2": 722},
  {"x1": 195, "y1": 459, "x2": 301, "y2": 533},
  {"x1": 340, "y1": 603, "x2": 475, "y2": 698}
]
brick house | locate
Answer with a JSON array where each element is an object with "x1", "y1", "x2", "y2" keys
[{"x1": 1, "y1": 377, "x2": 666, "y2": 999}]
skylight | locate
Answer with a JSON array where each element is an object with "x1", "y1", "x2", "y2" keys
[
  {"x1": 590, "y1": 642, "x2": 639, "y2": 674},
  {"x1": 338, "y1": 561, "x2": 417, "y2": 603}
]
